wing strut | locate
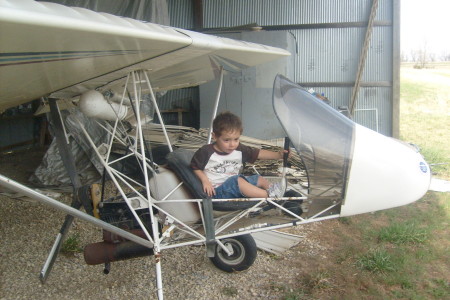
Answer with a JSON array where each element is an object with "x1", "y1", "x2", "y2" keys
[
  {"x1": 39, "y1": 99, "x2": 89, "y2": 283},
  {"x1": 136, "y1": 70, "x2": 165, "y2": 300},
  {"x1": 207, "y1": 66, "x2": 224, "y2": 144},
  {"x1": 143, "y1": 70, "x2": 173, "y2": 152}
]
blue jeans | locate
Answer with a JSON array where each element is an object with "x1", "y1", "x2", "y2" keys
[{"x1": 214, "y1": 174, "x2": 260, "y2": 199}]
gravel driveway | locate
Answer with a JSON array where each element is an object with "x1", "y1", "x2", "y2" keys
[{"x1": 0, "y1": 191, "x2": 328, "y2": 300}]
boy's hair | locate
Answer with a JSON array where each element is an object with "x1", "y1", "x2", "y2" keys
[{"x1": 212, "y1": 111, "x2": 243, "y2": 137}]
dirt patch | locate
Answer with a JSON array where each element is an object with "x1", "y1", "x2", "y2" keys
[{"x1": 281, "y1": 219, "x2": 372, "y2": 299}]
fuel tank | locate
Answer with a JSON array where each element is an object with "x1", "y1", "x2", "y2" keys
[{"x1": 149, "y1": 166, "x2": 201, "y2": 224}]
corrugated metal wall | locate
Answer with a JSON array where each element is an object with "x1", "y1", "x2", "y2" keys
[
  {"x1": 168, "y1": 0, "x2": 398, "y2": 136},
  {"x1": 168, "y1": 0, "x2": 194, "y2": 28},
  {"x1": 155, "y1": 88, "x2": 199, "y2": 126},
  {"x1": 202, "y1": 0, "x2": 390, "y2": 26}
]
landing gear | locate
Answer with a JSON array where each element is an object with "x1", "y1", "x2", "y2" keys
[{"x1": 210, "y1": 234, "x2": 257, "y2": 272}]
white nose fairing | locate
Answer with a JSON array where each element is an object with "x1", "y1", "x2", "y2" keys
[
  {"x1": 341, "y1": 125, "x2": 430, "y2": 216},
  {"x1": 272, "y1": 75, "x2": 430, "y2": 217}
]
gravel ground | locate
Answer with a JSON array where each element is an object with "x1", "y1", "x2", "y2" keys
[
  {"x1": 0, "y1": 193, "x2": 327, "y2": 300},
  {"x1": 0, "y1": 150, "x2": 326, "y2": 300}
]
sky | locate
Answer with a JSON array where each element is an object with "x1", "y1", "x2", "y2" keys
[{"x1": 401, "y1": 0, "x2": 450, "y2": 57}]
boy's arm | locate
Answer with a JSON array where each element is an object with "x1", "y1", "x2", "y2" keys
[
  {"x1": 193, "y1": 169, "x2": 215, "y2": 197},
  {"x1": 257, "y1": 149, "x2": 288, "y2": 160}
]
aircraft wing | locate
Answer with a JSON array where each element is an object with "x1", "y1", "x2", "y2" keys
[{"x1": 0, "y1": 0, "x2": 290, "y2": 111}]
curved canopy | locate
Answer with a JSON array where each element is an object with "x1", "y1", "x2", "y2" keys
[{"x1": 272, "y1": 75, "x2": 355, "y2": 216}]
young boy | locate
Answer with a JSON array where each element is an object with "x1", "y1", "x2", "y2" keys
[{"x1": 190, "y1": 111, "x2": 287, "y2": 199}]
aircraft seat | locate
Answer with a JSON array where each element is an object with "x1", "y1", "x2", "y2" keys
[{"x1": 165, "y1": 148, "x2": 256, "y2": 211}]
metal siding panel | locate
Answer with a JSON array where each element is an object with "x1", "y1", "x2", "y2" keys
[
  {"x1": 157, "y1": 88, "x2": 199, "y2": 111},
  {"x1": 203, "y1": 0, "x2": 394, "y2": 27},
  {"x1": 169, "y1": 0, "x2": 393, "y2": 30},
  {"x1": 354, "y1": 108, "x2": 379, "y2": 132},
  {"x1": 353, "y1": 87, "x2": 392, "y2": 135},
  {"x1": 292, "y1": 26, "x2": 392, "y2": 84},
  {"x1": 364, "y1": 26, "x2": 393, "y2": 82},
  {"x1": 376, "y1": 0, "x2": 393, "y2": 22},
  {"x1": 291, "y1": 28, "x2": 365, "y2": 83},
  {"x1": 167, "y1": 0, "x2": 395, "y2": 135},
  {"x1": 156, "y1": 88, "x2": 199, "y2": 127},
  {"x1": 298, "y1": 86, "x2": 352, "y2": 116},
  {"x1": 282, "y1": 85, "x2": 392, "y2": 136},
  {"x1": 167, "y1": 0, "x2": 194, "y2": 28}
]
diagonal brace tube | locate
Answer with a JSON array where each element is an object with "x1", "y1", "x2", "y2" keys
[{"x1": 0, "y1": 174, "x2": 153, "y2": 248}]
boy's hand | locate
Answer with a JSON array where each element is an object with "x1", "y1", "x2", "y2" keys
[
  {"x1": 277, "y1": 150, "x2": 291, "y2": 159},
  {"x1": 193, "y1": 169, "x2": 216, "y2": 197},
  {"x1": 279, "y1": 149, "x2": 290, "y2": 159},
  {"x1": 202, "y1": 181, "x2": 216, "y2": 197}
]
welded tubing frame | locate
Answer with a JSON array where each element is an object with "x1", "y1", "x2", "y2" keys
[
  {"x1": 0, "y1": 143, "x2": 335, "y2": 300},
  {"x1": 137, "y1": 150, "x2": 339, "y2": 251},
  {"x1": 145, "y1": 170, "x2": 309, "y2": 245},
  {"x1": 77, "y1": 67, "x2": 319, "y2": 266},
  {"x1": 207, "y1": 66, "x2": 224, "y2": 144},
  {"x1": 0, "y1": 171, "x2": 336, "y2": 250},
  {"x1": 72, "y1": 68, "x2": 216, "y2": 299},
  {"x1": 0, "y1": 174, "x2": 153, "y2": 248},
  {"x1": 153, "y1": 194, "x2": 338, "y2": 251},
  {"x1": 0, "y1": 68, "x2": 345, "y2": 300},
  {"x1": 73, "y1": 70, "x2": 171, "y2": 299},
  {"x1": 142, "y1": 70, "x2": 173, "y2": 152},
  {"x1": 151, "y1": 193, "x2": 324, "y2": 250}
]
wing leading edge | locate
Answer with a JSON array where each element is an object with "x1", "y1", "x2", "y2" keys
[{"x1": 0, "y1": 0, "x2": 290, "y2": 111}]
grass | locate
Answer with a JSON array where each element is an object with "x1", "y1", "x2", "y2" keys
[
  {"x1": 377, "y1": 222, "x2": 429, "y2": 244},
  {"x1": 356, "y1": 247, "x2": 397, "y2": 274},
  {"x1": 61, "y1": 233, "x2": 83, "y2": 256},
  {"x1": 302, "y1": 270, "x2": 334, "y2": 291},
  {"x1": 283, "y1": 289, "x2": 307, "y2": 300},
  {"x1": 400, "y1": 65, "x2": 450, "y2": 179},
  {"x1": 339, "y1": 193, "x2": 448, "y2": 299},
  {"x1": 280, "y1": 64, "x2": 450, "y2": 300},
  {"x1": 354, "y1": 66, "x2": 450, "y2": 295}
]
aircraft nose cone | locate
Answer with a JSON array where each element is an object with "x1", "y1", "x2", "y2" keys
[{"x1": 340, "y1": 125, "x2": 431, "y2": 217}]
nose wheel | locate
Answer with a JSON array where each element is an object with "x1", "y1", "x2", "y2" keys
[{"x1": 209, "y1": 234, "x2": 257, "y2": 272}]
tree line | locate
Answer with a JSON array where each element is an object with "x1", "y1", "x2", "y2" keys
[{"x1": 401, "y1": 46, "x2": 450, "y2": 68}]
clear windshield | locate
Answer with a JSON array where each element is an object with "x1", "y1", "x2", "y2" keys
[{"x1": 273, "y1": 75, "x2": 355, "y2": 217}]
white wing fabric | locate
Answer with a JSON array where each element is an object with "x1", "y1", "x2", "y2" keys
[{"x1": 0, "y1": 0, "x2": 290, "y2": 111}]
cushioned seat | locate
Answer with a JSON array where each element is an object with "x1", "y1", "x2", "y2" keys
[{"x1": 166, "y1": 148, "x2": 257, "y2": 211}]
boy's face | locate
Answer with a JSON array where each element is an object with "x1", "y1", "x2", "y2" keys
[{"x1": 212, "y1": 130, "x2": 241, "y2": 154}]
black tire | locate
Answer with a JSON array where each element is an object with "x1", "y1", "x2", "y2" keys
[{"x1": 209, "y1": 234, "x2": 257, "y2": 272}]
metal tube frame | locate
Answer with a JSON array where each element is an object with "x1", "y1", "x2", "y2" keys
[
  {"x1": 0, "y1": 68, "x2": 347, "y2": 300},
  {"x1": 0, "y1": 174, "x2": 153, "y2": 248},
  {"x1": 207, "y1": 66, "x2": 224, "y2": 144}
]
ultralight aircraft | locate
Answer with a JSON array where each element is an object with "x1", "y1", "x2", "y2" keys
[{"x1": 0, "y1": 1, "x2": 431, "y2": 299}]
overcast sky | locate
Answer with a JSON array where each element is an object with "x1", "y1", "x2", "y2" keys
[{"x1": 401, "y1": 0, "x2": 450, "y2": 56}]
